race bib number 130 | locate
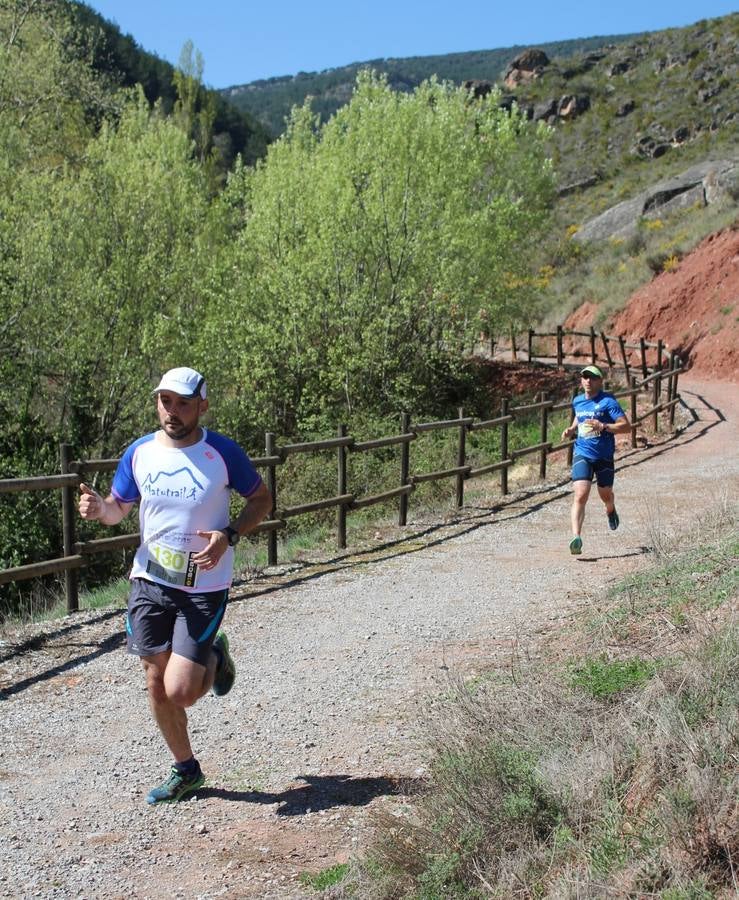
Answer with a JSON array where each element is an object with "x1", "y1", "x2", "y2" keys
[{"x1": 146, "y1": 541, "x2": 198, "y2": 588}]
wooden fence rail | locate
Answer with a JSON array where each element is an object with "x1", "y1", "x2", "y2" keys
[
  {"x1": 524, "y1": 326, "x2": 677, "y2": 384},
  {"x1": 0, "y1": 337, "x2": 685, "y2": 613}
]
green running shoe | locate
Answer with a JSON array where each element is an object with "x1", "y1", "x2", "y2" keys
[
  {"x1": 146, "y1": 765, "x2": 205, "y2": 805},
  {"x1": 212, "y1": 631, "x2": 236, "y2": 696},
  {"x1": 608, "y1": 509, "x2": 620, "y2": 531},
  {"x1": 569, "y1": 536, "x2": 583, "y2": 555}
]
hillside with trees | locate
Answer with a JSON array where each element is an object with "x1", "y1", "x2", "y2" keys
[
  {"x1": 69, "y1": 0, "x2": 271, "y2": 168},
  {"x1": 223, "y1": 34, "x2": 640, "y2": 138}
]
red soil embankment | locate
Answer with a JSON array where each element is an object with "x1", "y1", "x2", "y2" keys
[{"x1": 567, "y1": 228, "x2": 739, "y2": 382}]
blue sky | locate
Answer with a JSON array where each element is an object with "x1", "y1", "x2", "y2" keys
[{"x1": 83, "y1": 1, "x2": 738, "y2": 89}]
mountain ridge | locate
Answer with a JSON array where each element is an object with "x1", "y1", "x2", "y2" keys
[{"x1": 222, "y1": 32, "x2": 641, "y2": 137}]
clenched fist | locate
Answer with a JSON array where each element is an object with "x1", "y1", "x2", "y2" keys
[{"x1": 79, "y1": 483, "x2": 106, "y2": 521}]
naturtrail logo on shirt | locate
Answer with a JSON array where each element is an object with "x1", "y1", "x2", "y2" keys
[{"x1": 142, "y1": 467, "x2": 205, "y2": 500}]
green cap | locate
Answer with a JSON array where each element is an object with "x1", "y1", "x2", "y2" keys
[{"x1": 580, "y1": 365, "x2": 604, "y2": 378}]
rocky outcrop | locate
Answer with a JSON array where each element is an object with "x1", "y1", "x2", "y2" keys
[
  {"x1": 531, "y1": 94, "x2": 590, "y2": 122},
  {"x1": 572, "y1": 160, "x2": 739, "y2": 243},
  {"x1": 632, "y1": 135, "x2": 672, "y2": 159},
  {"x1": 503, "y1": 49, "x2": 550, "y2": 88},
  {"x1": 464, "y1": 79, "x2": 494, "y2": 99},
  {"x1": 557, "y1": 174, "x2": 601, "y2": 197},
  {"x1": 609, "y1": 59, "x2": 632, "y2": 76},
  {"x1": 562, "y1": 51, "x2": 606, "y2": 79},
  {"x1": 533, "y1": 98, "x2": 558, "y2": 121},
  {"x1": 557, "y1": 94, "x2": 590, "y2": 119}
]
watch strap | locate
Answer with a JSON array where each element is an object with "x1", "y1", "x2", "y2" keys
[{"x1": 223, "y1": 526, "x2": 240, "y2": 546}]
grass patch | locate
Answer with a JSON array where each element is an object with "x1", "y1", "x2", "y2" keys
[
  {"x1": 299, "y1": 862, "x2": 349, "y2": 891},
  {"x1": 569, "y1": 654, "x2": 661, "y2": 699},
  {"x1": 606, "y1": 519, "x2": 738, "y2": 626},
  {"x1": 339, "y1": 505, "x2": 738, "y2": 898}
]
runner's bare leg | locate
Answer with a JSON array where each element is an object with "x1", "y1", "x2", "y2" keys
[
  {"x1": 142, "y1": 651, "x2": 217, "y2": 762},
  {"x1": 571, "y1": 480, "x2": 591, "y2": 537}
]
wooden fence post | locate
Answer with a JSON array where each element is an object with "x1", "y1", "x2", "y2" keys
[
  {"x1": 539, "y1": 392, "x2": 548, "y2": 479},
  {"x1": 500, "y1": 397, "x2": 509, "y2": 496},
  {"x1": 60, "y1": 443, "x2": 79, "y2": 613},
  {"x1": 399, "y1": 412, "x2": 411, "y2": 525},
  {"x1": 556, "y1": 325, "x2": 563, "y2": 368},
  {"x1": 656, "y1": 339, "x2": 663, "y2": 396},
  {"x1": 630, "y1": 377, "x2": 638, "y2": 449},
  {"x1": 667, "y1": 351, "x2": 676, "y2": 406},
  {"x1": 527, "y1": 329, "x2": 534, "y2": 363},
  {"x1": 510, "y1": 326, "x2": 517, "y2": 361},
  {"x1": 456, "y1": 407, "x2": 466, "y2": 508},
  {"x1": 669, "y1": 355, "x2": 679, "y2": 429},
  {"x1": 618, "y1": 335, "x2": 630, "y2": 382},
  {"x1": 590, "y1": 327, "x2": 597, "y2": 364},
  {"x1": 652, "y1": 374, "x2": 660, "y2": 433},
  {"x1": 337, "y1": 423, "x2": 348, "y2": 549},
  {"x1": 265, "y1": 432, "x2": 278, "y2": 565},
  {"x1": 600, "y1": 332, "x2": 614, "y2": 371},
  {"x1": 639, "y1": 338, "x2": 648, "y2": 380}
]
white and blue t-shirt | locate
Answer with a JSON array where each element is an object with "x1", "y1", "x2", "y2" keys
[
  {"x1": 111, "y1": 429, "x2": 262, "y2": 592},
  {"x1": 572, "y1": 391, "x2": 626, "y2": 461}
]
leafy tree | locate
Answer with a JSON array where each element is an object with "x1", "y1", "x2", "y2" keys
[
  {"x1": 173, "y1": 40, "x2": 216, "y2": 163},
  {"x1": 201, "y1": 72, "x2": 554, "y2": 434},
  {"x1": 0, "y1": 95, "x2": 220, "y2": 588},
  {"x1": 5, "y1": 97, "x2": 218, "y2": 453},
  {"x1": 0, "y1": 0, "x2": 123, "y2": 172},
  {"x1": 68, "y1": 1, "x2": 270, "y2": 167}
]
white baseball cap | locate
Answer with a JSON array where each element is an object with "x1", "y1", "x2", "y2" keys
[{"x1": 153, "y1": 367, "x2": 207, "y2": 399}]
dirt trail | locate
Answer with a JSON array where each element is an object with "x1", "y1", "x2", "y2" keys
[{"x1": 1, "y1": 376, "x2": 736, "y2": 899}]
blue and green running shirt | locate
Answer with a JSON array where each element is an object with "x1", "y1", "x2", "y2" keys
[{"x1": 572, "y1": 391, "x2": 626, "y2": 461}]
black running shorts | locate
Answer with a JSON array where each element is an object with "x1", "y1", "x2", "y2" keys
[{"x1": 126, "y1": 577, "x2": 228, "y2": 666}]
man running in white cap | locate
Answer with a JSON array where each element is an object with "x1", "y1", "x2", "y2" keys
[
  {"x1": 79, "y1": 367, "x2": 272, "y2": 803},
  {"x1": 561, "y1": 365, "x2": 631, "y2": 555}
]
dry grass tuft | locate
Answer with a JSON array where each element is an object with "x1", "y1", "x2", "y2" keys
[{"x1": 334, "y1": 504, "x2": 737, "y2": 898}]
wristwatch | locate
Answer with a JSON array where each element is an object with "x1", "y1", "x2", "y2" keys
[{"x1": 222, "y1": 526, "x2": 240, "y2": 547}]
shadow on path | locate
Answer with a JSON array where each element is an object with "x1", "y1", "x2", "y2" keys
[
  {"x1": 0, "y1": 629, "x2": 125, "y2": 700},
  {"x1": 196, "y1": 773, "x2": 418, "y2": 814},
  {"x1": 0, "y1": 607, "x2": 123, "y2": 665},
  {"x1": 575, "y1": 548, "x2": 651, "y2": 563}
]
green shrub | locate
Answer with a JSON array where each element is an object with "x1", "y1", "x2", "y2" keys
[
  {"x1": 299, "y1": 862, "x2": 349, "y2": 891},
  {"x1": 570, "y1": 655, "x2": 660, "y2": 699}
]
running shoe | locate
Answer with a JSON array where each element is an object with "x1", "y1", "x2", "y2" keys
[
  {"x1": 212, "y1": 631, "x2": 236, "y2": 696},
  {"x1": 608, "y1": 509, "x2": 620, "y2": 531},
  {"x1": 569, "y1": 536, "x2": 583, "y2": 555},
  {"x1": 146, "y1": 764, "x2": 205, "y2": 805}
]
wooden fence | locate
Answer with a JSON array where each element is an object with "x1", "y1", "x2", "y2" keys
[
  {"x1": 0, "y1": 336, "x2": 685, "y2": 613},
  {"x1": 513, "y1": 325, "x2": 676, "y2": 384}
]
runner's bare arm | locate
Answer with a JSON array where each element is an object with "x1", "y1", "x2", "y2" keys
[
  {"x1": 79, "y1": 483, "x2": 134, "y2": 526},
  {"x1": 229, "y1": 482, "x2": 273, "y2": 536},
  {"x1": 561, "y1": 416, "x2": 578, "y2": 440}
]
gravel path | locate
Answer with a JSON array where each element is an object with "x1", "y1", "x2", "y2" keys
[{"x1": 1, "y1": 377, "x2": 736, "y2": 900}]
